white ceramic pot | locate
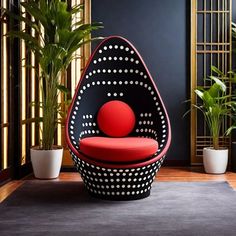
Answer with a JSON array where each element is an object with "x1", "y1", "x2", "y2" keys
[
  {"x1": 203, "y1": 147, "x2": 228, "y2": 174},
  {"x1": 30, "y1": 147, "x2": 63, "y2": 179}
]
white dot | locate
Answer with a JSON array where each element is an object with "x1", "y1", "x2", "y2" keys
[
  {"x1": 109, "y1": 45, "x2": 113, "y2": 49},
  {"x1": 125, "y1": 47, "x2": 129, "y2": 51},
  {"x1": 120, "y1": 45, "x2": 124, "y2": 49},
  {"x1": 103, "y1": 57, "x2": 106, "y2": 61},
  {"x1": 125, "y1": 57, "x2": 129, "y2": 61},
  {"x1": 104, "y1": 46, "x2": 107, "y2": 50},
  {"x1": 130, "y1": 69, "x2": 134, "y2": 73},
  {"x1": 113, "y1": 69, "x2": 117, "y2": 73},
  {"x1": 114, "y1": 57, "x2": 117, "y2": 61},
  {"x1": 119, "y1": 57, "x2": 123, "y2": 61},
  {"x1": 97, "y1": 69, "x2": 101, "y2": 73},
  {"x1": 94, "y1": 60, "x2": 97, "y2": 64},
  {"x1": 98, "y1": 58, "x2": 102, "y2": 62},
  {"x1": 135, "y1": 60, "x2": 139, "y2": 64},
  {"x1": 99, "y1": 49, "x2": 102, "y2": 53},
  {"x1": 114, "y1": 45, "x2": 118, "y2": 49},
  {"x1": 108, "y1": 56, "x2": 112, "y2": 60},
  {"x1": 119, "y1": 69, "x2": 122, "y2": 73},
  {"x1": 130, "y1": 58, "x2": 134, "y2": 62},
  {"x1": 120, "y1": 93, "x2": 123, "y2": 96},
  {"x1": 131, "y1": 50, "x2": 134, "y2": 54}
]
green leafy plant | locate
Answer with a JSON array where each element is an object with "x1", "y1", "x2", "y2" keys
[
  {"x1": 192, "y1": 66, "x2": 236, "y2": 150},
  {"x1": 1, "y1": 0, "x2": 103, "y2": 150}
]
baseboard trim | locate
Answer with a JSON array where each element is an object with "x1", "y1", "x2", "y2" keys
[
  {"x1": 0, "y1": 168, "x2": 12, "y2": 183},
  {"x1": 15, "y1": 162, "x2": 33, "y2": 179},
  {"x1": 163, "y1": 160, "x2": 190, "y2": 166},
  {"x1": 61, "y1": 166, "x2": 77, "y2": 172}
]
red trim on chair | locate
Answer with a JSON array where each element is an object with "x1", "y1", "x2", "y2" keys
[
  {"x1": 66, "y1": 36, "x2": 171, "y2": 167},
  {"x1": 72, "y1": 149, "x2": 167, "y2": 169}
]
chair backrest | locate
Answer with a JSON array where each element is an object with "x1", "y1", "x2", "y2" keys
[{"x1": 66, "y1": 36, "x2": 171, "y2": 156}]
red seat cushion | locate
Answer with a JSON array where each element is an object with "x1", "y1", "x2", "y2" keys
[
  {"x1": 80, "y1": 137, "x2": 158, "y2": 163},
  {"x1": 97, "y1": 100, "x2": 136, "y2": 137}
]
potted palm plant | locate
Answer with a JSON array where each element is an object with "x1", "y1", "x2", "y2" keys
[
  {"x1": 193, "y1": 66, "x2": 236, "y2": 174},
  {"x1": 1, "y1": 0, "x2": 103, "y2": 178}
]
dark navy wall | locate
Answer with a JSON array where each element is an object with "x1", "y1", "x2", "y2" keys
[{"x1": 92, "y1": 0, "x2": 189, "y2": 163}]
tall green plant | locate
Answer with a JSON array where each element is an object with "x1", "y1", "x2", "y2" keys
[
  {"x1": 1, "y1": 0, "x2": 103, "y2": 150},
  {"x1": 193, "y1": 66, "x2": 235, "y2": 150}
]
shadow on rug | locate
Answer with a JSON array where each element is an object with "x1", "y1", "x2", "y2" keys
[{"x1": 0, "y1": 181, "x2": 236, "y2": 236}]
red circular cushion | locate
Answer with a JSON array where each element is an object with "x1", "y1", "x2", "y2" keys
[
  {"x1": 97, "y1": 100, "x2": 136, "y2": 137},
  {"x1": 80, "y1": 137, "x2": 158, "y2": 163}
]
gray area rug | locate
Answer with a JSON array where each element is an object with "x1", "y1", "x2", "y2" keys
[{"x1": 0, "y1": 181, "x2": 236, "y2": 236}]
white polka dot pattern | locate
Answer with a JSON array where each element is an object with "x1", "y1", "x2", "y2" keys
[
  {"x1": 66, "y1": 37, "x2": 170, "y2": 200},
  {"x1": 70, "y1": 149, "x2": 165, "y2": 200}
]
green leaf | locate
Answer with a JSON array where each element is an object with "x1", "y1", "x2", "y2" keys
[
  {"x1": 195, "y1": 89, "x2": 204, "y2": 99},
  {"x1": 57, "y1": 84, "x2": 70, "y2": 94},
  {"x1": 226, "y1": 126, "x2": 236, "y2": 136},
  {"x1": 209, "y1": 76, "x2": 226, "y2": 92},
  {"x1": 21, "y1": 1, "x2": 48, "y2": 30},
  {"x1": 211, "y1": 65, "x2": 224, "y2": 76},
  {"x1": 6, "y1": 31, "x2": 42, "y2": 54}
]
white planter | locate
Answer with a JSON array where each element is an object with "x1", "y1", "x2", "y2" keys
[
  {"x1": 203, "y1": 147, "x2": 228, "y2": 174},
  {"x1": 30, "y1": 147, "x2": 63, "y2": 179}
]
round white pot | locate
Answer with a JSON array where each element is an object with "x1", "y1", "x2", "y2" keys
[
  {"x1": 203, "y1": 147, "x2": 228, "y2": 174},
  {"x1": 30, "y1": 147, "x2": 63, "y2": 179}
]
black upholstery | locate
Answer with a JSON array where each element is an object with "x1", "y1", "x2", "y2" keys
[{"x1": 66, "y1": 36, "x2": 171, "y2": 200}]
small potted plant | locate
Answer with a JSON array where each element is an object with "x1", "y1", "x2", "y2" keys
[
  {"x1": 1, "y1": 0, "x2": 103, "y2": 178},
  {"x1": 193, "y1": 66, "x2": 236, "y2": 174}
]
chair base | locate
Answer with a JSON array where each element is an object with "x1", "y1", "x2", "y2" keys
[
  {"x1": 70, "y1": 150, "x2": 165, "y2": 201},
  {"x1": 88, "y1": 189, "x2": 151, "y2": 201}
]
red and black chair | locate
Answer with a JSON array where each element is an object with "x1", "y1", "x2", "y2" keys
[{"x1": 66, "y1": 36, "x2": 171, "y2": 200}]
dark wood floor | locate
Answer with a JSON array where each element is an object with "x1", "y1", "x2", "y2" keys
[{"x1": 1, "y1": 167, "x2": 236, "y2": 203}]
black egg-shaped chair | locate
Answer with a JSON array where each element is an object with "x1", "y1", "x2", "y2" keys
[{"x1": 66, "y1": 36, "x2": 171, "y2": 200}]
